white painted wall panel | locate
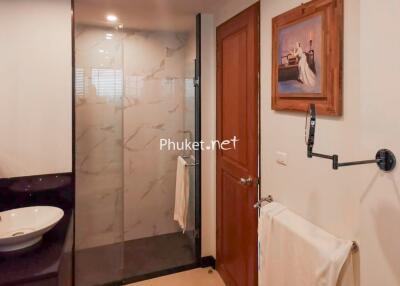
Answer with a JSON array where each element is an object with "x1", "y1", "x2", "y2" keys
[{"x1": 0, "y1": 0, "x2": 72, "y2": 178}]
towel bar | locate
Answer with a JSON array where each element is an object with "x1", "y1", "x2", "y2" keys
[
  {"x1": 255, "y1": 195, "x2": 359, "y2": 252},
  {"x1": 179, "y1": 155, "x2": 199, "y2": 167},
  {"x1": 254, "y1": 195, "x2": 274, "y2": 209},
  {"x1": 185, "y1": 162, "x2": 198, "y2": 167}
]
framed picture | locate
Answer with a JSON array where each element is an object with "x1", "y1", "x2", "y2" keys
[{"x1": 271, "y1": 0, "x2": 343, "y2": 115}]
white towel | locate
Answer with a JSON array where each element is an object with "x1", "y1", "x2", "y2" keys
[
  {"x1": 174, "y1": 156, "x2": 190, "y2": 232},
  {"x1": 259, "y1": 202, "x2": 353, "y2": 286}
]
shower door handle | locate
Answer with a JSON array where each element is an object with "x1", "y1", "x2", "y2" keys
[{"x1": 239, "y1": 177, "x2": 253, "y2": 186}]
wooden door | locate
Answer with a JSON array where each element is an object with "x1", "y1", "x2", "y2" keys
[{"x1": 216, "y1": 3, "x2": 260, "y2": 286}]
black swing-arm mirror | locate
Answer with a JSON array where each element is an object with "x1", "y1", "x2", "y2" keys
[
  {"x1": 305, "y1": 103, "x2": 316, "y2": 158},
  {"x1": 305, "y1": 104, "x2": 396, "y2": 172}
]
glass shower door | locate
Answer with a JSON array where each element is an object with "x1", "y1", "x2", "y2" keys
[
  {"x1": 74, "y1": 24, "x2": 125, "y2": 286},
  {"x1": 121, "y1": 18, "x2": 199, "y2": 282},
  {"x1": 73, "y1": 1, "x2": 201, "y2": 284}
]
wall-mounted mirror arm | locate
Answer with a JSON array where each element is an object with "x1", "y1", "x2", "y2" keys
[{"x1": 306, "y1": 104, "x2": 396, "y2": 172}]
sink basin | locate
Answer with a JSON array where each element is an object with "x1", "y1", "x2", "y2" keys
[{"x1": 0, "y1": 206, "x2": 64, "y2": 252}]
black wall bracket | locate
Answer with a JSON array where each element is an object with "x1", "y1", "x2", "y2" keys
[{"x1": 306, "y1": 104, "x2": 396, "y2": 172}]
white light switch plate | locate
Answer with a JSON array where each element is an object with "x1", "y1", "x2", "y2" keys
[{"x1": 276, "y1": 151, "x2": 288, "y2": 166}]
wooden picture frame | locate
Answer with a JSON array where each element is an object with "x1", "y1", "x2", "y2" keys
[{"x1": 271, "y1": 0, "x2": 343, "y2": 116}]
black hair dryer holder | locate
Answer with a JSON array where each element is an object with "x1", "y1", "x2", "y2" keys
[{"x1": 306, "y1": 104, "x2": 396, "y2": 172}]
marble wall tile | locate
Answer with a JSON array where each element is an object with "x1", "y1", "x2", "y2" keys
[
  {"x1": 75, "y1": 25, "x2": 124, "y2": 250},
  {"x1": 123, "y1": 30, "x2": 192, "y2": 241},
  {"x1": 75, "y1": 25, "x2": 196, "y2": 249}
]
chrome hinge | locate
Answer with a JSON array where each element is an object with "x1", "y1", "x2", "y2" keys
[
  {"x1": 193, "y1": 78, "x2": 200, "y2": 87},
  {"x1": 194, "y1": 229, "x2": 200, "y2": 239}
]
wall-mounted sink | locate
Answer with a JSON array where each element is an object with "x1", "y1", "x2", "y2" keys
[{"x1": 0, "y1": 206, "x2": 64, "y2": 252}]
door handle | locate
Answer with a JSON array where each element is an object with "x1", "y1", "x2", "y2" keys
[{"x1": 239, "y1": 177, "x2": 253, "y2": 186}]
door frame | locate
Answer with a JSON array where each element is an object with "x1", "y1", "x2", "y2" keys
[{"x1": 194, "y1": 12, "x2": 203, "y2": 263}]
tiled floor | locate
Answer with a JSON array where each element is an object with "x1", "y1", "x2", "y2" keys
[
  {"x1": 128, "y1": 268, "x2": 225, "y2": 286},
  {"x1": 75, "y1": 232, "x2": 196, "y2": 286},
  {"x1": 123, "y1": 232, "x2": 196, "y2": 278}
]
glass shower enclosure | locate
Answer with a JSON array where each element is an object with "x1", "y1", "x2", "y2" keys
[{"x1": 73, "y1": 2, "x2": 201, "y2": 284}]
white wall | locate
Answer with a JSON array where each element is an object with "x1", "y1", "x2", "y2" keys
[
  {"x1": 201, "y1": 14, "x2": 217, "y2": 257},
  {"x1": 262, "y1": 0, "x2": 400, "y2": 284},
  {"x1": 359, "y1": 1, "x2": 400, "y2": 285},
  {"x1": 0, "y1": 0, "x2": 72, "y2": 178},
  {"x1": 261, "y1": 0, "x2": 361, "y2": 244},
  {"x1": 205, "y1": 0, "x2": 400, "y2": 284},
  {"x1": 214, "y1": 0, "x2": 258, "y2": 26}
]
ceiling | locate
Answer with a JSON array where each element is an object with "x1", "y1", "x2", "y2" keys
[{"x1": 75, "y1": 0, "x2": 228, "y2": 31}]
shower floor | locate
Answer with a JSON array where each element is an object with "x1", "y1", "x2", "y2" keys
[{"x1": 75, "y1": 232, "x2": 196, "y2": 286}]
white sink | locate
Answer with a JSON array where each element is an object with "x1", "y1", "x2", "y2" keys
[{"x1": 0, "y1": 206, "x2": 64, "y2": 252}]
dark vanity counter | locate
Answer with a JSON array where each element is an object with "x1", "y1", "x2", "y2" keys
[
  {"x1": 0, "y1": 173, "x2": 74, "y2": 286},
  {"x1": 0, "y1": 211, "x2": 73, "y2": 286}
]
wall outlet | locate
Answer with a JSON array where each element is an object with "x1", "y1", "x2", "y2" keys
[{"x1": 276, "y1": 151, "x2": 288, "y2": 166}]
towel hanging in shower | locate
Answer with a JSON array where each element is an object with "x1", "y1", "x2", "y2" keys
[{"x1": 174, "y1": 156, "x2": 190, "y2": 232}]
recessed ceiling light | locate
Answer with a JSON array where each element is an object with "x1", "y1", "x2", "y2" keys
[
  {"x1": 106, "y1": 33, "x2": 113, "y2": 37},
  {"x1": 106, "y1": 15, "x2": 118, "y2": 22},
  {"x1": 99, "y1": 49, "x2": 105, "y2": 53}
]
